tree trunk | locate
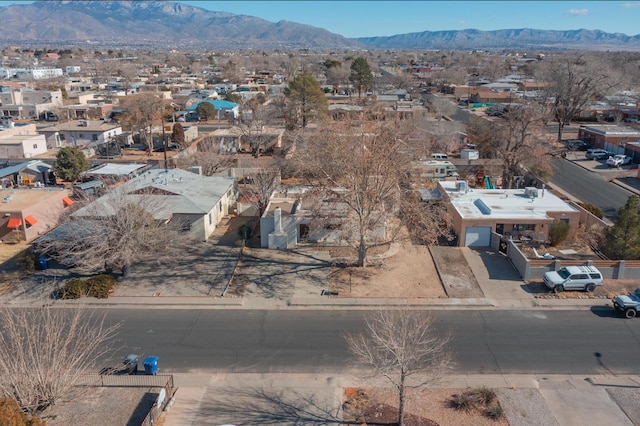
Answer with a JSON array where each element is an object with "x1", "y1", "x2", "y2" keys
[
  {"x1": 557, "y1": 121, "x2": 564, "y2": 143},
  {"x1": 398, "y1": 373, "x2": 406, "y2": 426},
  {"x1": 357, "y1": 236, "x2": 368, "y2": 267}
]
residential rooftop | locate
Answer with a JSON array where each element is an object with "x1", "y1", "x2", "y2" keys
[
  {"x1": 40, "y1": 119, "x2": 120, "y2": 132},
  {"x1": 440, "y1": 180, "x2": 577, "y2": 220},
  {"x1": 0, "y1": 187, "x2": 66, "y2": 211}
]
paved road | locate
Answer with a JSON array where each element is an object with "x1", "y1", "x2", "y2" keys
[
  {"x1": 550, "y1": 157, "x2": 632, "y2": 219},
  {"x1": 105, "y1": 309, "x2": 640, "y2": 375}
]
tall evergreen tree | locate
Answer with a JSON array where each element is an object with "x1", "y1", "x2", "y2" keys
[
  {"x1": 604, "y1": 195, "x2": 640, "y2": 259},
  {"x1": 172, "y1": 122, "x2": 186, "y2": 148},
  {"x1": 196, "y1": 101, "x2": 216, "y2": 120},
  {"x1": 284, "y1": 72, "x2": 328, "y2": 128},
  {"x1": 53, "y1": 146, "x2": 89, "y2": 182},
  {"x1": 349, "y1": 57, "x2": 374, "y2": 99}
]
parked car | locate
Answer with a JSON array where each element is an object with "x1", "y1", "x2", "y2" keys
[
  {"x1": 562, "y1": 139, "x2": 591, "y2": 151},
  {"x1": 606, "y1": 154, "x2": 632, "y2": 168},
  {"x1": 585, "y1": 148, "x2": 613, "y2": 160},
  {"x1": 543, "y1": 265, "x2": 603, "y2": 293},
  {"x1": 612, "y1": 288, "x2": 640, "y2": 318},
  {"x1": 41, "y1": 111, "x2": 59, "y2": 122}
]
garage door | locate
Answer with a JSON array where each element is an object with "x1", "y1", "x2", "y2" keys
[{"x1": 464, "y1": 226, "x2": 491, "y2": 247}]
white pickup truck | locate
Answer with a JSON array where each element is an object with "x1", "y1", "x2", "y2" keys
[{"x1": 606, "y1": 154, "x2": 632, "y2": 168}]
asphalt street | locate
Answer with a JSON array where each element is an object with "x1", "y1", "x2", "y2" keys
[
  {"x1": 101, "y1": 308, "x2": 640, "y2": 376},
  {"x1": 550, "y1": 157, "x2": 632, "y2": 219}
]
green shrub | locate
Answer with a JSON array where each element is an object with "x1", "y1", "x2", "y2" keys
[
  {"x1": 15, "y1": 249, "x2": 37, "y2": 273},
  {"x1": 85, "y1": 274, "x2": 117, "y2": 299},
  {"x1": 57, "y1": 279, "x2": 86, "y2": 299},
  {"x1": 57, "y1": 275, "x2": 117, "y2": 299},
  {"x1": 550, "y1": 220, "x2": 571, "y2": 246},
  {"x1": 578, "y1": 202, "x2": 603, "y2": 219}
]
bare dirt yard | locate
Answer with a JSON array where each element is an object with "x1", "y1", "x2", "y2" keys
[
  {"x1": 328, "y1": 243, "x2": 485, "y2": 299},
  {"x1": 343, "y1": 386, "x2": 508, "y2": 426},
  {"x1": 328, "y1": 243, "x2": 449, "y2": 299}
]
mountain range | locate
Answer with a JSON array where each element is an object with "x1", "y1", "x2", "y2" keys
[{"x1": 0, "y1": 1, "x2": 639, "y2": 51}]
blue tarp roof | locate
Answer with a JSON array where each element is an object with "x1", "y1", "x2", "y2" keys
[{"x1": 186, "y1": 100, "x2": 238, "y2": 111}]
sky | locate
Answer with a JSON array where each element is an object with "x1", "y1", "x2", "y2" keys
[
  {"x1": 177, "y1": 1, "x2": 640, "y2": 38},
  {"x1": 1, "y1": 1, "x2": 639, "y2": 38}
]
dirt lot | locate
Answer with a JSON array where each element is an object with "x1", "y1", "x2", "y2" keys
[{"x1": 329, "y1": 243, "x2": 448, "y2": 299}]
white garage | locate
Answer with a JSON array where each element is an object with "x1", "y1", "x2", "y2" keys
[{"x1": 464, "y1": 226, "x2": 492, "y2": 247}]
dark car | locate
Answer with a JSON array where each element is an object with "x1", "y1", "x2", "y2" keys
[{"x1": 562, "y1": 139, "x2": 591, "y2": 151}]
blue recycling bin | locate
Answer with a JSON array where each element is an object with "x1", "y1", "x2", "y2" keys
[
  {"x1": 143, "y1": 356, "x2": 158, "y2": 375},
  {"x1": 38, "y1": 256, "x2": 48, "y2": 270}
]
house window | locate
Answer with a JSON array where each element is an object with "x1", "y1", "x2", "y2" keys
[
  {"x1": 208, "y1": 213, "x2": 212, "y2": 225},
  {"x1": 59, "y1": 134, "x2": 66, "y2": 141},
  {"x1": 179, "y1": 222, "x2": 191, "y2": 233},
  {"x1": 219, "y1": 203, "x2": 222, "y2": 212},
  {"x1": 513, "y1": 224, "x2": 535, "y2": 232},
  {"x1": 78, "y1": 134, "x2": 83, "y2": 138},
  {"x1": 559, "y1": 218, "x2": 569, "y2": 224},
  {"x1": 32, "y1": 144, "x2": 38, "y2": 149},
  {"x1": 92, "y1": 134, "x2": 98, "y2": 141}
]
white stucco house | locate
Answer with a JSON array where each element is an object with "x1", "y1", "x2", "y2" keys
[
  {"x1": 0, "y1": 133, "x2": 47, "y2": 158},
  {"x1": 71, "y1": 168, "x2": 237, "y2": 242},
  {"x1": 259, "y1": 186, "x2": 386, "y2": 249}
]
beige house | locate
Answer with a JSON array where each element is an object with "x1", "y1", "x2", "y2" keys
[
  {"x1": 0, "y1": 187, "x2": 71, "y2": 242},
  {"x1": 440, "y1": 180, "x2": 580, "y2": 247}
]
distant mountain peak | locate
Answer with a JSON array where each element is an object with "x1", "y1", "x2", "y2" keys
[
  {"x1": 0, "y1": 0, "x2": 361, "y2": 49},
  {"x1": 0, "y1": 1, "x2": 636, "y2": 51},
  {"x1": 356, "y1": 28, "x2": 640, "y2": 51}
]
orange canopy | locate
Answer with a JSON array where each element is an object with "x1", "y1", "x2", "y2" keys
[
  {"x1": 24, "y1": 215, "x2": 37, "y2": 226},
  {"x1": 63, "y1": 196, "x2": 74, "y2": 206},
  {"x1": 6, "y1": 218, "x2": 22, "y2": 228}
]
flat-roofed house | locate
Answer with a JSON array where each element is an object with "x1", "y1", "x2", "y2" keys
[
  {"x1": 440, "y1": 180, "x2": 580, "y2": 247},
  {"x1": 0, "y1": 187, "x2": 71, "y2": 242}
]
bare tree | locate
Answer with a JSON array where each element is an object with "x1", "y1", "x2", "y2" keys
[
  {"x1": 538, "y1": 54, "x2": 613, "y2": 142},
  {"x1": 0, "y1": 307, "x2": 120, "y2": 415},
  {"x1": 35, "y1": 186, "x2": 181, "y2": 276},
  {"x1": 238, "y1": 98, "x2": 284, "y2": 156},
  {"x1": 346, "y1": 309, "x2": 454, "y2": 426},
  {"x1": 241, "y1": 169, "x2": 281, "y2": 217},
  {"x1": 299, "y1": 117, "x2": 449, "y2": 267},
  {"x1": 426, "y1": 95, "x2": 459, "y2": 121},
  {"x1": 119, "y1": 93, "x2": 168, "y2": 153},
  {"x1": 174, "y1": 134, "x2": 237, "y2": 176},
  {"x1": 497, "y1": 104, "x2": 550, "y2": 188},
  {"x1": 467, "y1": 105, "x2": 550, "y2": 188}
]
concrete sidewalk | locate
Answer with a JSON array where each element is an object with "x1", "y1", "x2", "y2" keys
[{"x1": 162, "y1": 372, "x2": 640, "y2": 426}]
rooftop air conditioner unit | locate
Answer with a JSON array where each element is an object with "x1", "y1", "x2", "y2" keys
[{"x1": 524, "y1": 187, "x2": 538, "y2": 198}]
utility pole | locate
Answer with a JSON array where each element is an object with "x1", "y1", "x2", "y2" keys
[{"x1": 162, "y1": 115, "x2": 168, "y2": 170}]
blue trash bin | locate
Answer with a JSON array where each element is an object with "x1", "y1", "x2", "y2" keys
[
  {"x1": 38, "y1": 256, "x2": 48, "y2": 271},
  {"x1": 143, "y1": 356, "x2": 158, "y2": 375}
]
